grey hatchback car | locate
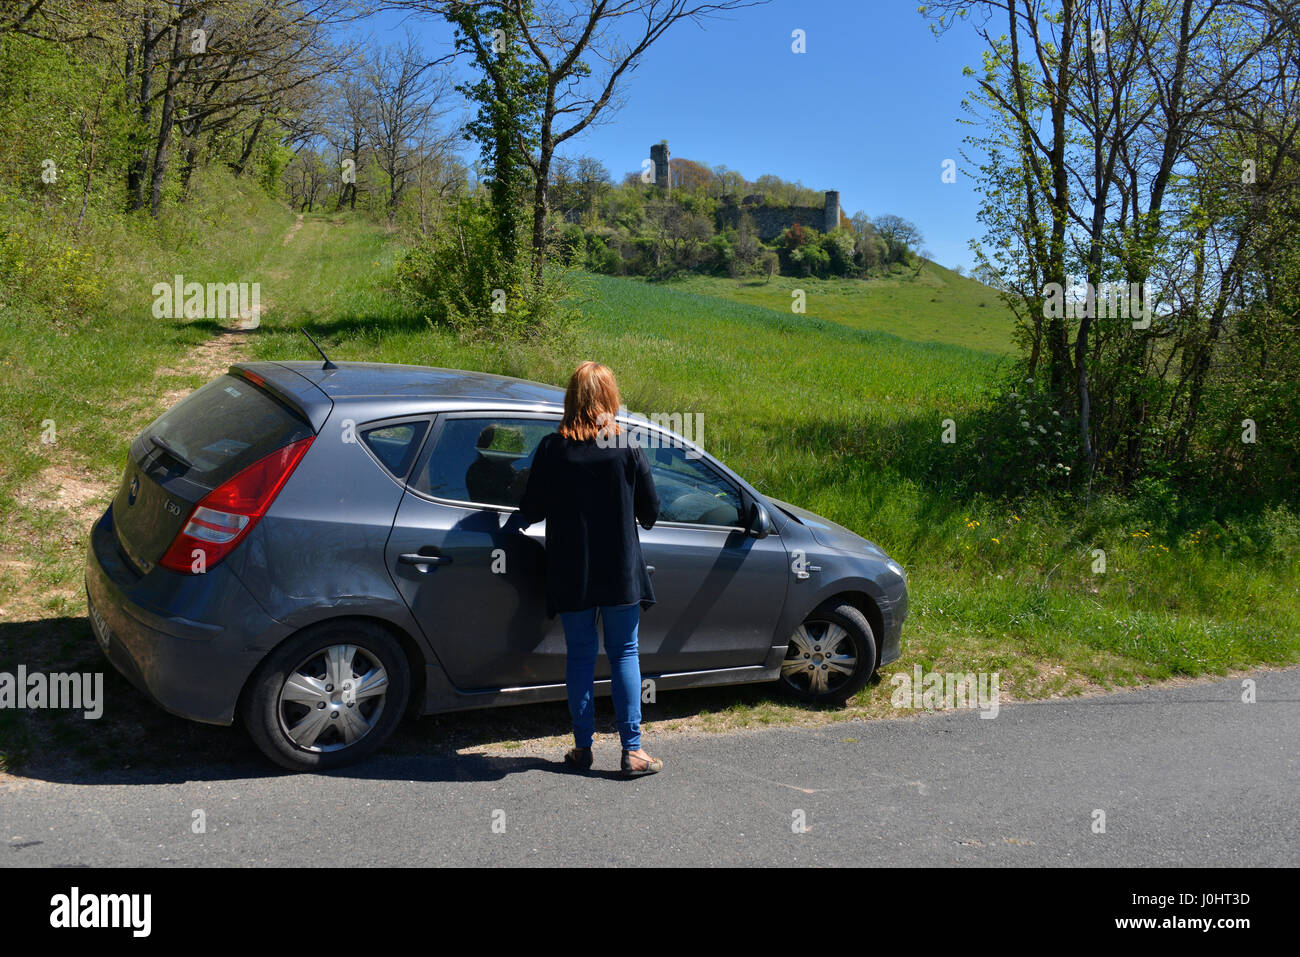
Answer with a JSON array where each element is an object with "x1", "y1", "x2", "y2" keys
[{"x1": 85, "y1": 360, "x2": 908, "y2": 769}]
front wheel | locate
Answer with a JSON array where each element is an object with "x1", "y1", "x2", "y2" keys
[
  {"x1": 241, "y1": 620, "x2": 410, "y2": 771},
  {"x1": 777, "y1": 602, "x2": 877, "y2": 705}
]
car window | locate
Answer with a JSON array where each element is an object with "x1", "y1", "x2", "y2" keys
[
  {"x1": 362, "y1": 421, "x2": 428, "y2": 478},
  {"x1": 413, "y1": 417, "x2": 556, "y2": 507},
  {"x1": 644, "y1": 442, "x2": 743, "y2": 526},
  {"x1": 140, "y1": 374, "x2": 313, "y2": 486}
]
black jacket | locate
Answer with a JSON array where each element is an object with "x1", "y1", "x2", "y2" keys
[{"x1": 509, "y1": 432, "x2": 660, "y2": 616}]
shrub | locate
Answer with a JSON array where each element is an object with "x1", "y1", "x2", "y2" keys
[
  {"x1": 709, "y1": 234, "x2": 736, "y2": 276},
  {"x1": 943, "y1": 370, "x2": 1081, "y2": 497},
  {"x1": 820, "y1": 228, "x2": 857, "y2": 276},
  {"x1": 0, "y1": 215, "x2": 106, "y2": 324},
  {"x1": 786, "y1": 241, "x2": 830, "y2": 278},
  {"x1": 555, "y1": 222, "x2": 586, "y2": 265},
  {"x1": 396, "y1": 198, "x2": 576, "y2": 343},
  {"x1": 586, "y1": 236, "x2": 621, "y2": 274}
]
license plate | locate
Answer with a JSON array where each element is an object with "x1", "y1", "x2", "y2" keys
[{"x1": 88, "y1": 597, "x2": 112, "y2": 651}]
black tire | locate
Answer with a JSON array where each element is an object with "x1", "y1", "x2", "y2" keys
[
  {"x1": 241, "y1": 619, "x2": 410, "y2": 771},
  {"x1": 776, "y1": 601, "x2": 878, "y2": 706}
]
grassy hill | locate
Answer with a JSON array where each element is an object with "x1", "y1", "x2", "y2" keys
[{"x1": 656, "y1": 261, "x2": 1018, "y2": 355}]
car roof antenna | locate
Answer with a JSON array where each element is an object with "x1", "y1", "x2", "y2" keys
[{"x1": 301, "y1": 328, "x2": 338, "y2": 370}]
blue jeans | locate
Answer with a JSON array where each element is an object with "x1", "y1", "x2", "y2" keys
[{"x1": 560, "y1": 602, "x2": 642, "y2": 751}]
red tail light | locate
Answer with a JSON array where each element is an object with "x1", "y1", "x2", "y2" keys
[{"x1": 159, "y1": 436, "x2": 314, "y2": 574}]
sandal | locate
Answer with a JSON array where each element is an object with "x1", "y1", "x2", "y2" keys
[
  {"x1": 564, "y1": 746, "x2": 593, "y2": 771},
  {"x1": 620, "y1": 749, "x2": 663, "y2": 777}
]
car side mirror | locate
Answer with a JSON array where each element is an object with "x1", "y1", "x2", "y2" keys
[{"x1": 747, "y1": 502, "x2": 773, "y2": 539}]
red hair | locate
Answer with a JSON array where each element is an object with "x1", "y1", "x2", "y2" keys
[{"x1": 559, "y1": 361, "x2": 623, "y2": 442}]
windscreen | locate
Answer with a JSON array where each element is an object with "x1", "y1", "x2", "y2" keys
[{"x1": 140, "y1": 374, "x2": 314, "y2": 487}]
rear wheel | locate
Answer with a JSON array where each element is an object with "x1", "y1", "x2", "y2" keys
[
  {"x1": 777, "y1": 602, "x2": 877, "y2": 705},
  {"x1": 241, "y1": 620, "x2": 409, "y2": 771}
]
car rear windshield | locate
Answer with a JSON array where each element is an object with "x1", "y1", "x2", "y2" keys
[{"x1": 140, "y1": 373, "x2": 315, "y2": 487}]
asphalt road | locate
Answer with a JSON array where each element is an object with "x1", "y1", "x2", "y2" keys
[{"x1": 3, "y1": 668, "x2": 1296, "y2": 866}]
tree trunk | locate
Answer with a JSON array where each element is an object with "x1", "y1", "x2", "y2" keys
[
  {"x1": 232, "y1": 111, "x2": 264, "y2": 177},
  {"x1": 531, "y1": 139, "x2": 553, "y2": 279},
  {"x1": 148, "y1": 6, "x2": 187, "y2": 217},
  {"x1": 179, "y1": 144, "x2": 197, "y2": 192},
  {"x1": 127, "y1": 10, "x2": 155, "y2": 212},
  {"x1": 1075, "y1": 301, "x2": 1094, "y2": 468}
]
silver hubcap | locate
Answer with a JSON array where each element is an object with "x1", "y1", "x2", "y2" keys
[
  {"x1": 781, "y1": 621, "x2": 857, "y2": 695},
  {"x1": 278, "y1": 644, "x2": 388, "y2": 752}
]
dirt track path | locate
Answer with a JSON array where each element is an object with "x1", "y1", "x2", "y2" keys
[{"x1": 282, "y1": 212, "x2": 304, "y2": 245}]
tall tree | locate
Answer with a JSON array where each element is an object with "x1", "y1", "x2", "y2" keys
[
  {"x1": 360, "y1": 33, "x2": 453, "y2": 222},
  {"x1": 414, "y1": 0, "x2": 767, "y2": 273},
  {"x1": 446, "y1": 2, "x2": 543, "y2": 262},
  {"x1": 929, "y1": 0, "x2": 1293, "y2": 485}
]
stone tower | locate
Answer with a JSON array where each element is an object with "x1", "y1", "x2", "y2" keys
[
  {"x1": 823, "y1": 190, "x2": 841, "y2": 232},
  {"x1": 650, "y1": 142, "x2": 670, "y2": 194}
]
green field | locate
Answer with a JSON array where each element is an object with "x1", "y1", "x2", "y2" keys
[
  {"x1": 657, "y1": 263, "x2": 1018, "y2": 354},
  {"x1": 3, "y1": 194, "x2": 1297, "y2": 771}
]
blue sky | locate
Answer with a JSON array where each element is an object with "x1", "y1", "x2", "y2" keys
[{"x1": 369, "y1": 1, "x2": 991, "y2": 271}]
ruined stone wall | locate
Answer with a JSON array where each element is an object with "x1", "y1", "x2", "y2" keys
[
  {"x1": 648, "y1": 143, "x2": 842, "y2": 240},
  {"x1": 720, "y1": 191, "x2": 843, "y2": 241},
  {"x1": 719, "y1": 203, "x2": 821, "y2": 240}
]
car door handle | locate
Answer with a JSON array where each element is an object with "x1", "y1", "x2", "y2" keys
[
  {"x1": 645, "y1": 565, "x2": 655, "y2": 577},
  {"x1": 399, "y1": 551, "x2": 453, "y2": 568}
]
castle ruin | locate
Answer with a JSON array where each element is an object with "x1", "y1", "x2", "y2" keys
[
  {"x1": 650, "y1": 142, "x2": 671, "y2": 194},
  {"x1": 651, "y1": 141, "x2": 841, "y2": 240}
]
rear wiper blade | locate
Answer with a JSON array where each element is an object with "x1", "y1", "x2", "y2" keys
[{"x1": 148, "y1": 434, "x2": 193, "y2": 470}]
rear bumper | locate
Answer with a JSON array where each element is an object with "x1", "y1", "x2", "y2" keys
[{"x1": 85, "y1": 507, "x2": 290, "y2": 725}]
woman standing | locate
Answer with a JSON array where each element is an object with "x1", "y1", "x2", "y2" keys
[{"x1": 507, "y1": 361, "x2": 663, "y2": 777}]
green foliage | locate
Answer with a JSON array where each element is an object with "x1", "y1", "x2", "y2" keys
[
  {"x1": 0, "y1": 216, "x2": 106, "y2": 322},
  {"x1": 786, "y1": 238, "x2": 831, "y2": 277},
  {"x1": 822, "y1": 227, "x2": 857, "y2": 275},
  {"x1": 586, "y1": 236, "x2": 622, "y2": 274},
  {"x1": 260, "y1": 140, "x2": 297, "y2": 198},
  {"x1": 947, "y1": 370, "x2": 1080, "y2": 496},
  {"x1": 395, "y1": 198, "x2": 576, "y2": 343},
  {"x1": 554, "y1": 222, "x2": 586, "y2": 265},
  {"x1": 450, "y1": 5, "x2": 545, "y2": 263},
  {"x1": 951, "y1": 0, "x2": 1298, "y2": 507},
  {"x1": 776, "y1": 225, "x2": 859, "y2": 278},
  {"x1": 0, "y1": 34, "x2": 131, "y2": 220}
]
